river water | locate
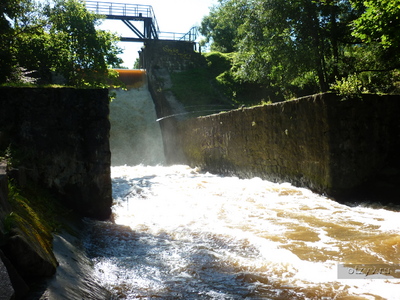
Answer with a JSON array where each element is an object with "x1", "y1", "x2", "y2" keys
[{"x1": 84, "y1": 78, "x2": 400, "y2": 299}]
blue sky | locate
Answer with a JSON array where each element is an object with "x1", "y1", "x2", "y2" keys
[{"x1": 94, "y1": 0, "x2": 218, "y2": 68}]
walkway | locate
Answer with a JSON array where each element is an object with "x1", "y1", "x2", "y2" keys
[{"x1": 85, "y1": 1, "x2": 198, "y2": 42}]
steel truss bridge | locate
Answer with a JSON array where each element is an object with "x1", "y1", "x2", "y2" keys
[{"x1": 85, "y1": 1, "x2": 198, "y2": 43}]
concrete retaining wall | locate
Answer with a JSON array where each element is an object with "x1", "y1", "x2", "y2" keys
[
  {"x1": 177, "y1": 93, "x2": 400, "y2": 200},
  {"x1": 0, "y1": 87, "x2": 112, "y2": 220}
]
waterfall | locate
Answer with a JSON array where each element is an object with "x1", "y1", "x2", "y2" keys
[{"x1": 109, "y1": 70, "x2": 165, "y2": 166}]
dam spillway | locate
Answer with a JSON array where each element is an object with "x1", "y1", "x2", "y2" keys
[
  {"x1": 82, "y1": 70, "x2": 400, "y2": 299},
  {"x1": 109, "y1": 69, "x2": 165, "y2": 166}
]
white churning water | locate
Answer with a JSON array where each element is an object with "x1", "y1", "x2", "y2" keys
[{"x1": 84, "y1": 81, "x2": 400, "y2": 299}]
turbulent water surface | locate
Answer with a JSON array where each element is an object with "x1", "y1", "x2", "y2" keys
[
  {"x1": 84, "y1": 76, "x2": 400, "y2": 300},
  {"x1": 84, "y1": 166, "x2": 400, "y2": 299}
]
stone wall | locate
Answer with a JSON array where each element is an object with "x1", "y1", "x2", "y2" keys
[
  {"x1": 177, "y1": 93, "x2": 400, "y2": 200},
  {"x1": 142, "y1": 40, "x2": 204, "y2": 164},
  {"x1": 0, "y1": 87, "x2": 112, "y2": 220},
  {"x1": 140, "y1": 40, "x2": 203, "y2": 71}
]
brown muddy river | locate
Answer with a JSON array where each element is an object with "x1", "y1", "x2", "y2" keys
[
  {"x1": 84, "y1": 165, "x2": 400, "y2": 299},
  {"x1": 82, "y1": 82, "x2": 400, "y2": 299}
]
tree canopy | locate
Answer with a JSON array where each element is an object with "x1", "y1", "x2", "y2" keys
[
  {"x1": 0, "y1": 0, "x2": 122, "y2": 87},
  {"x1": 200, "y1": 0, "x2": 400, "y2": 100}
]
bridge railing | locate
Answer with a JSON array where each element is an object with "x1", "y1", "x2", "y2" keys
[
  {"x1": 158, "y1": 27, "x2": 199, "y2": 42},
  {"x1": 86, "y1": 1, "x2": 198, "y2": 43},
  {"x1": 179, "y1": 27, "x2": 199, "y2": 42},
  {"x1": 85, "y1": 1, "x2": 160, "y2": 33}
]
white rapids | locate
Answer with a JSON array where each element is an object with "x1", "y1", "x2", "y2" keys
[
  {"x1": 83, "y1": 80, "x2": 400, "y2": 300},
  {"x1": 84, "y1": 164, "x2": 400, "y2": 300}
]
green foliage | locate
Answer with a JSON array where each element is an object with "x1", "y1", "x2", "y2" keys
[
  {"x1": 170, "y1": 52, "x2": 237, "y2": 116},
  {"x1": 200, "y1": 0, "x2": 250, "y2": 52},
  {"x1": 5, "y1": 181, "x2": 57, "y2": 264},
  {"x1": 0, "y1": 0, "x2": 123, "y2": 88},
  {"x1": 170, "y1": 51, "x2": 279, "y2": 112},
  {"x1": 133, "y1": 58, "x2": 141, "y2": 69},
  {"x1": 5, "y1": 179, "x2": 72, "y2": 241},
  {"x1": 0, "y1": 0, "x2": 43, "y2": 83},
  {"x1": 200, "y1": 0, "x2": 400, "y2": 99},
  {"x1": 330, "y1": 73, "x2": 363, "y2": 98},
  {"x1": 171, "y1": 67, "x2": 222, "y2": 106},
  {"x1": 351, "y1": 0, "x2": 400, "y2": 50}
]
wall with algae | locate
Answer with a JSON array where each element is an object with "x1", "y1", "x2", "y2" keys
[
  {"x1": 0, "y1": 87, "x2": 112, "y2": 220},
  {"x1": 177, "y1": 93, "x2": 400, "y2": 199},
  {"x1": 0, "y1": 87, "x2": 113, "y2": 299}
]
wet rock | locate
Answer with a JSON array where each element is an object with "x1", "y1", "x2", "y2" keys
[
  {"x1": 3, "y1": 228, "x2": 57, "y2": 280},
  {"x1": 0, "y1": 250, "x2": 29, "y2": 300},
  {"x1": 0, "y1": 252, "x2": 14, "y2": 300},
  {"x1": 37, "y1": 220, "x2": 113, "y2": 299}
]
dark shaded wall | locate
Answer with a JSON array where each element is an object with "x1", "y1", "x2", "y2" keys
[
  {"x1": 140, "y1": 40, "x2": 202, "y2": 71},
  {"x1": 142, "y1": 40, "x2": 205, "y2": 164},
  {"x1": 0, "y1": 87, "x2": 112, "y2": 220},
  {"x1": 177, "y1": 93, "x2": 400, "y2": 199}
]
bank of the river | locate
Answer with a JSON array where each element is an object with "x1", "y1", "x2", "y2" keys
[
  {"x1": 0, "y1": 162, "x2": 112, "y2": 300},
  {"x1": 27, "y1": 217, "x2": 112, "y2": 300}
]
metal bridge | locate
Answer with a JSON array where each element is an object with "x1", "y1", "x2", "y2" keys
[{"x1": 85, "y1": 1, "x2": 198, "y2": 42}]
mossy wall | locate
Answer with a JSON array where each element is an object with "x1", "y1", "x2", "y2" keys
[
  {"x1": 141, "y1": 40, "x2": 203, "y2": 71},
  {"x1": 0, "y1": 87, "x2": 112, "y2": 220},
  {"x1": 178, "y1": 93, "x2": 400, "y2": 198}
]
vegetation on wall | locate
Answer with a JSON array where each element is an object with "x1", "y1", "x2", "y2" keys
[
  {"x1": 199, "y1": 0, "x2": 400, "y2": 100},
  {"x1": 0, "y1": 0, "x2": 123, "y2": 88},
  {"x1": 5, "y1": 182, "x2": 57, "y2": 264},
  {"x1": 170, "y1": 51, "x2": 296, "y2": 112}
]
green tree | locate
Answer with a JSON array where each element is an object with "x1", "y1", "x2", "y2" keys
[
  {"x1": 351, "y1": 0, "x2": 400, "y2": 51},
  {"x1": 0, "y1": 0, "x2": 15, "y2": 82},
  {"x1": 201, "y1": 0, "x2": 362, "y2": 99},
  {"x1": 44, "y1": 0, "x2": 122, "y2": 87},
  {"x1": 1, "y1": 0, "x2": 123, "y2": 87},
  {"x1": 350, "y1": 0, "x2": 400, "y2": 71},
  {"x1": 0, "y1": 0, "x2": 42, "y2": 82},
  {"x1": 200, "y1": 0, "x2": 250, "y2": 53},
  {"x1": 330, "y1": 0, "x2": 400, "y2": 95}
]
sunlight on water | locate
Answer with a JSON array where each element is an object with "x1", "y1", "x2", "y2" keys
[{"x1": 84, "y1": 165, "x2": 400, "y2": 300}]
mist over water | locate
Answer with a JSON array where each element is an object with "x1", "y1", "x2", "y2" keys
[
  {"x1": 109, "y1": 86, "x2": 165, "y2": 166},
  {"x1": 84, "y1": 81, "x2": 400, "y2": 299}
]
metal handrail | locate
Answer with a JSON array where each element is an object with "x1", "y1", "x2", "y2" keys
[
  {"x1": 85, "y1": 1, "x2": 198, "y2": 42},
  {"x1": 179, "y1": 27, "x2": 199, "y2": 42},
  {"x1": 158, "y1": 27, "x2": 198, "y2": 42},
  {"x1": 85, "y1": 1, "x2": 160, "y2": 33}
]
